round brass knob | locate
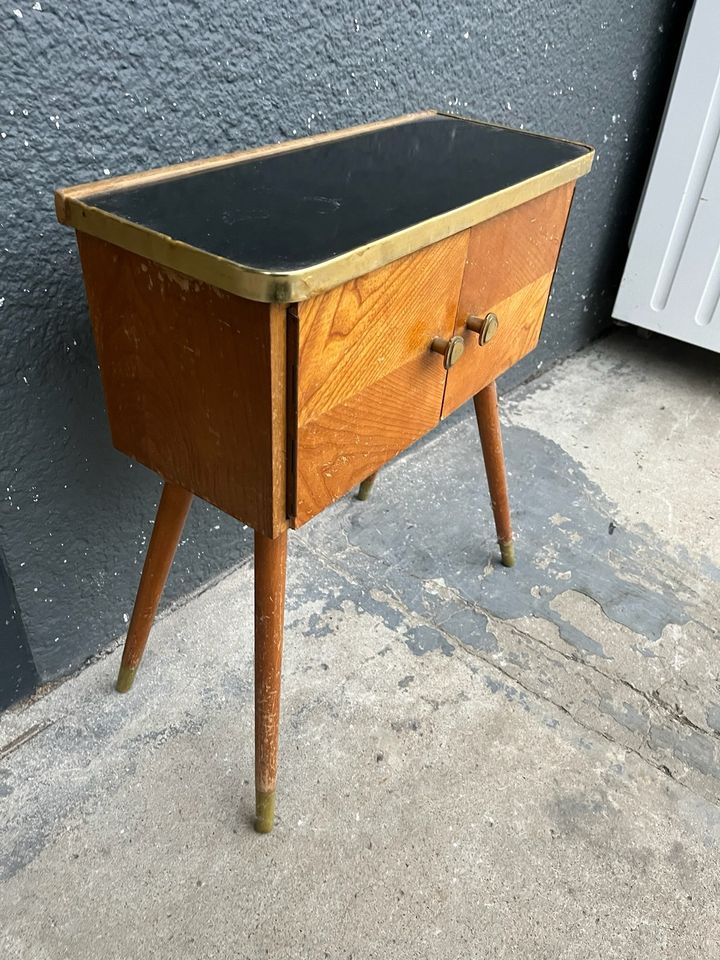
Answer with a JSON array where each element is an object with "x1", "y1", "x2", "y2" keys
[
  {"x1": 430, "y1": 335, "x2": 465, "y2": 370},
  {"x1": 466, "y1": 312, "x2": 499, "y2": 345}
]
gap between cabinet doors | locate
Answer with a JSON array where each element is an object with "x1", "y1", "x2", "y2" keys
[
  {"x1": 441, "y1": 181, "x2": 576, "y2": 417},
  {"x1": 285, "y1": 180, "x2": 576, "y2": 528}
]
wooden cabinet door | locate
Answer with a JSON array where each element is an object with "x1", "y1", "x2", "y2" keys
[
  {"x1": 442, "y1": 183, "x2": 575, "y2": 417},
  {"x1": 291, "y1": 231, "x2": 468, "y2": 526}
]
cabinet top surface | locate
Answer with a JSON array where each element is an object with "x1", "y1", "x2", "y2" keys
[{"x1": 57, "y1": 111, "x2": 593, "y2": 302}]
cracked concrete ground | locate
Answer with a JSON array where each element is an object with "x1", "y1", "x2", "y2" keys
[{"x1": 2, "y1": 328, "x2": 720, "y2": 958}]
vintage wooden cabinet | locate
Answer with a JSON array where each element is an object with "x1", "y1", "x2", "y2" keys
[{"x1": 55, "y1": 111, "x2": 593, "y2": 832}]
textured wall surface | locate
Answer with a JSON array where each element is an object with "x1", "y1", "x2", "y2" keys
[{"x1": 0, "y1": 0, "x2": 687, "y2": 682}]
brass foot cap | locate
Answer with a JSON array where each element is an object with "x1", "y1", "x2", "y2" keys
[
  {"x1": 356, "y1": 476, "x2": 376, "y2": 501},
  {"x1": 500, "y1": 541, "x2": 515, "y2": 568},
  {"x1": 254, "y1": 791, "x2": 276, "y2": 834},
  {"x1": 115, "y1": 664, "x2": 138, "y2": 693}
]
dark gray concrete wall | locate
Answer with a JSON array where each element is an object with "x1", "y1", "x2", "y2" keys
[{"x1": 0, "y1": 0, "x2": 687, "y2": 684}]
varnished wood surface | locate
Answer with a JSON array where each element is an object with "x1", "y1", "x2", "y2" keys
[
  {"x1": 442, "y1": 183, "x2": 575, "y2": 417},
  {"x1": 77, "y1": 233, "x2": 288, "y2": 538},
  {"x1": 254, "y1": 530, "x2": 288, "y2": 833},
  {"x1": 115, "y1": 483, "x2": 193, "y2": 691},
  {"x1": 473, "y1": 383, "x2": 514, "y2": 565},
  {"x1": 292, "y1": 231, "x2": 469, "y2": 525}
]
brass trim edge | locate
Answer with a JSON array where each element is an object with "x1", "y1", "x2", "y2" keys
[{"x1": 56, "y1": 114, "x2": 594, "y2": 304}]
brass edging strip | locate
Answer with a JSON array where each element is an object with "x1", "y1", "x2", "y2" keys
[
  {"x1": 57, "y1": 115, "x2": 594, "y2": 304},
  {"x1": 285, "y1": 306, "x2": 299, "y2": 521}
]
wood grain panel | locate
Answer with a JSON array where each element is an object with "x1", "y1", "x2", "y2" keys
[
  {"x1": 294, "y1": 359, "x2": 445, "y2": 524},
  {"x1": 442, "y1": 183, "x2": 575, "y2": 417},
  {"x1": 77, "y1": 233, "x2": 288, "y2": 538},
  {"x1": 460, "y1": 182, "x2": 574, "y2": 309},
  {"x1": 293, "y1": 232, "x2": 469, "y2": 525}
]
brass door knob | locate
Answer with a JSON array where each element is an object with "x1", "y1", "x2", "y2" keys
[
  {"x1": 466, "y1": 312, "x2": 499, "y2": 345},
  {"x1": 430, "y1": 335, "x2": 465, "y2": 369}
]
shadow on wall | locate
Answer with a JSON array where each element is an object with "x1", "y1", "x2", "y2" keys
[
  {"x1": 0, "y1": 546, "x2": 40, "y2": 710},
  {"x1": 2, "y1": 256, "x2": 255, "y2": 684}
]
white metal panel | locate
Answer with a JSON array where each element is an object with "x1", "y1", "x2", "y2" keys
[{"x1": 613, "y1": 0, "x2": 720, "y2": 351}]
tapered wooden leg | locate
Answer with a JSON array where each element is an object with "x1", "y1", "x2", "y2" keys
[
  {"x1": 254, "y1": 529, "x2": 288, "y2": 834},
  {"x1": 356, "y1": 471, "x2": 378, "y2": 501},
  {"x1": 115, "y1": 482, "x2": 193, "y2": 692},
  {"x1": 473, "y1": 381, "x2": 515, "y2": 567}
]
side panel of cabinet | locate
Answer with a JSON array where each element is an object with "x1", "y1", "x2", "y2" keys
[
  {"x1": 77, "y1": 233, "x2": 288, "y2": 538},
  {"x1": 442, "y1": 183, "x2": 575, "y2": 417},
  {"x1": 291, "y1": 232, "x2": 469, "y2": 526}
]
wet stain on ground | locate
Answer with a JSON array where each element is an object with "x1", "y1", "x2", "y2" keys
[
  {"x1": 297, "y1": 406, "x2": 720, "y2": 802},
  {"x1": 303, "y1": 413, "x2": 718, "y2": 664}
]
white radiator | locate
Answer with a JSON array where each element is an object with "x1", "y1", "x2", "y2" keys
[{"x1": 613, "y1": 0, "x2": 720, "y2": 352}]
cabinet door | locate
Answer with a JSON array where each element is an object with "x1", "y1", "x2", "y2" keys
[
  {"x1": 442, "y1": 183, "x2": 574, "y2": 417},
  {"x1": 291, "y1": 231, "x2": 468, "y2": 526}
]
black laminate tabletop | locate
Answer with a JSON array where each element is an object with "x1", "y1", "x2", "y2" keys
[{"x1": 57, "y1": 112, "x2": 593, "y2": 302}]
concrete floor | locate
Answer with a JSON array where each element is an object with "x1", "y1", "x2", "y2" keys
[{"x1": 2, "y1": 328, "x2": 720, "y2": 958}]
